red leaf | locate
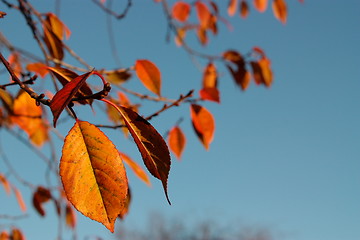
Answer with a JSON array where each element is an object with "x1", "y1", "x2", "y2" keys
[
  {"x1": 195, "y1": 1, "x2": 211, "y2": 29},
  {"x1": 32, "y1": 186, "x2": 52, "y2": 217},
  {"x1": 172, "y1": 1, "x2": 191, "y2": 22},
  {"x1": 26, "y1": 62, "x2": 49, "y2": 78},
  {"x1": 50, "y1": 71, "x2": 93, "y2": 127},
  {"x1": 223, "y1": 50, "x2": 251, "y2": 90},
  {"x1": 190, "y1": 104, "x2": 215, "y2": 150}
]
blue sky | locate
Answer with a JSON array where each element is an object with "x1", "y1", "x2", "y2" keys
[{"x1": 0, "y1": 1, "x2": 359, "y2": 240}]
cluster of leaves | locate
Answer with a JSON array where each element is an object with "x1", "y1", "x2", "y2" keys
[{"x1": 0, "y1": 0, "x2": 302, "y2": 238}]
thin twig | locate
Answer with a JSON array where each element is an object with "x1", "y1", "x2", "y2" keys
[{"x1": 92, "y1": 0, "x2": 132, "y2": 19}]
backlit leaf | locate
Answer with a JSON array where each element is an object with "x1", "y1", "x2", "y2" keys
[
  {"x1": 120, "y1": 151, "x2": 151, "y2": 186},
  {"x1": 190, "y1": 104, "x2": 215, "y2": 150},
  {"x1": 48, "y1": 67, "x2": 93, "y2": 105},
  {"x1": 195, "y1": 1, "x2": 211, "y2": 29},
  {"x1": 65, "y1": 204, "x2": 77, "y2": 229},
  {"x1": 106, "y1": 103, "x2": 171, "y2": 204},
  {"x1": 0, "y1": 231, "x2": 9, "y2": 240},
  {"x1": 135, "y1": 60, "x2": 162, "y2": 96},
  {"x1": 10, "y1": 228, "x2": 24, "y2": 240},
  {"x1": 118, "y1": 187, "x2": 131, "y2": 219},
  {"x1": 14, "y1": 187, "x2": 27, "y2": 212},
  {"x1": 32, "y1": 186, "x2": 52, "y2": 217},
  {"x1": 223, "y1": 50, "x2": 251, "y2": 90},
  {"x1": 105, "y1": 69, "x2": 132, "y2": 85},
  {"x1": 10, "y1": 91, "x2": 49, "y2": 146},
  {"x1": 50, "y1": 71, "x2": 93, "y2": 127},
  {"x1": 168, "y1": 126, "x2": 186, "y2": 160},
  {"x1": 250, "y1": 57, "x2": 273, "y2": 87},
  {"x1": 227, "y1": 0, "x2": 238, "y2": 16},
  {"x1": 60, "y1": 120, "x2": 128, "y2": 232},
  {"x1": 26, "y1": 62, "x2": 49, "y2": 78},
  {"x1": 0, "y1": 88, "x2": 14, "y2": 113},
  {"x1": 199, "y1": 87, "x2": 220, "y2": 103},
  {"x1": 200, "y1": 62, "x2": 220, "y2": 102},
  {"x1": 45, "y1": 13, "x2": 71, "y2": 40},
  {"x1": 240, "y1": 0, "x2": 249, "y2": 18},
  {"x1": 43, "y1": 26, "x2": 64, "y2": 60},
  {"x1": 272, "y1": 0, "x2": 287, "y2": 24},
  {"x1": 172, "y1": 1, "x2": 191, "y2": 22},
  {"x1": 175, "y1": 27, "x2": 187, "y2": 46},
  {"x1": 0, "y1": 174, "x2": 11, "y2": 195},
  {"x1": 253, "y1": 0, "x2": 268, "y2": 12}
]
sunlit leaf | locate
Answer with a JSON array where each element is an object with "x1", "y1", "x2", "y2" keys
[
  {"x1": 106, "y1": 103, "x2": 171, "y2": 204},
  {"x1": 227, "y1": 0, "x2": 238, "y2": 16},
  {"x1": 253, "y1": 0, "x2": 268, "y2": 12},
  {"x1": 272, "y1": 0, "x2": 287, "y2": 24},
  {"x1": 48, "y1": 67, "x2": 93, "y2": 105},
  {"x1": 105, "y1": 69, "x2": 132, "y2": 85},
  {"x1": 190, "y1": 104, "x2": 215, "y2": 150},
  {"x1": 10, "y1": 91, "x2": 49, "y2": 146},
  {"x1": 45, "y1": 13, "x2": 71, "y2": 40},
  {"x1": 50, "y1": 71, "x2": 93, "y2": 127},
  {"x1": 0, "y1": 174, "x2": 11, "y2": 195},
  {"x1": 65, "y1": 204, "x2": 77, "y2": 229},
  {"x1": 10, "y1": 228, "x2": 25, "y2": 240},
  {"x1": 172, "y1": 1, "x2": 191, "y2": 22},
  {"x1": 240, "y1": 0, "x2": 249, "y2": 18},
  {"x1": 135, "y1": 60, "x2": 162, "y2": 96},
  {"x1": 60, "y1": 120, "x2": 128, "y2": 232},
  {"x1": 168, "y1": 126, "x2": 186, "y2": 160},
  {"x1": 32, "y1": 186, "x2": 52, "y2": 217},
  {"x1": 0, "y1": 231, "x2": 9, "y2": 240},
  {"x1": 195, "y1": 1, "x2": 211, "y2": 29},
  {"x1": 26, "y1": 62, "x2": 49, "y2": 78},
  {"x1": 250, "y1": 57, "x2": 273, "y2": 87},
  {"x1": 43, "y1": 26, "x2": 64, "y2": 61},
  {"x1": 199, "y1": 87, "x2": 220, "y2": 103},
  {"x1": 200, "y1": 62, "x2": 220, "y2": 102},
  {"x1": 14, "y1": 187, "x2": 27, "y2": 212},
  {"x1": 120, "y1": 151, "x2": 151, "y2": 186}
]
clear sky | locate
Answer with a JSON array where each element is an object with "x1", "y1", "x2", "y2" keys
[{"x1": 0, "y1": 1, "x2": 359, "y2": 240}]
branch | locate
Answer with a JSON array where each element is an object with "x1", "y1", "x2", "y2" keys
[{"x1": 92, "y1": 0, "x2": 132, "y2": 19}]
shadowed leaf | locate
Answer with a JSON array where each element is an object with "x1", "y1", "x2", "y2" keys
[
  {"x1": 60, "y1": 120, "x2": 128, "y2": 232},
  {"x1": 0, "y1": 174, "x2": 11, "y2": 195},
  {"x1": 32, "y1": 186, "x2": 52, "y2": 217},
  {"x1": 190, "y1": 104, "x2": 215, "y2": 150},
  {"x1": 253, "y1": 0, "x2": 268, "y2": 12},
  {"x1": 105, "y1": 69, "x2": 132, "y2": 85}
]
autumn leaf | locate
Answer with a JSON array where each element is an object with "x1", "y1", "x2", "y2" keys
[
  {"x1": 135, "y1": 60, "x2": 162, "y2": 96},
  {"x1": 172, "y1": 1, "x2": 191, "y2": 22},
  {"x1": 240, "y1": 0, "x2": 250, "y2": 18},
  {"x1": 60, "y1": 120, "x2": 128, "y2": 232},
  {"x1": 227, "y1": 0, "x2": 238, "y2": 16},
  {"x1": 105, "y1": 69, "x2": 132, "y2": 85},
  {"x1": 250, "y1": 57, "x2": 273, "y2": 87},
  {"x1": 118, "y1": 187, "x2": 131, "y2": 219},
  {"x1": 48, "y1": 67, "x2": 93, "y2": 105},
  {"x1": 223, "y1": 50, "x2": 251, "y2": 90},
  {"x1": 26, "y1": 62, "x2": 49, "y2": 78},
  {"x1": 8, "y1": 52, "x2": 22, "y2": 78},
  {"x1": 32, "y1": 186, "x2": 52, "y2": 217},
  {"x1": 200, "y1": 62, "x2": 220, "y2": 103},
  {"x1": 43, "y1": 26, "x2": 64, "y2": 61},
  {"x1": 120, "y1": 151, "x2": 151, "y2": 186},
  {"x1": 104, "y1": 101, "x2": 171, "y2": 204},
  {"x1": 0, "y1": 174, "x2": 11, "y2": 195},
  {"x1": 195, "y1": 1, "x2": 211, "y2": 29},
  {"x1": 14, "y1": 187, "x2": 27, "y2": 212},
  {"x1": 65, "y1": 204, "x2": 77, "y2": 229},
  {"x1": 10, "y1": 228, "x2": 25, "y2": 240},
  {"x1": 253, "y1": 0, "x2": 268, "y2": 12},
  {"x1": 190, "y1": 104, "x2": 215, "y2": 150},
  {"x1": 168, "y1": 126, "x2": 186, "y2": 160},
  {"x1": 10, "y1": 91, "x2": 49, "y2": 146},
  {"x1": 272, "y1": 0, "x2": 287, "y2": 24},
  {"x1": 50, "y1": 71, "x2": 93, "y2": 127},
  {"x1": 45, "y1": 13, "x2": 71, "y2": 40}
]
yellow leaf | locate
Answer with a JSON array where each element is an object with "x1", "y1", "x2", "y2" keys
[
  {"x1": 253, "y1": 0, "x2": 268, "y2": 12},
  {"x1": 190, "y1": 104, "x2": 215, "y2": 150},
  {"x1": 120, "y1": 152, "x2": 151, "y2": 186},
  {"x1": 195, "y1": 1, "x2": 211, "y2": 29},
  {"x1": 168, "y1": 126, "x2": 186, "y2": 160},
  {"x1": 272, "y1": 0, "x2": 287, "y2": 24},
  {"x1": 0, "y1": 231, "x2": 9, "y2": 240},
  {"x1": 45, "y1": 13, "x2": 71, "y2": 40},
  {"x1": 60, "y1": 120, "x2": 128, "y2": 232},
  {"x1": 32, "y1": 186, "x2": 52, "y2": 217},
  {"x1": 135, "y1": 60, "x2": 162, "y2": 96}
]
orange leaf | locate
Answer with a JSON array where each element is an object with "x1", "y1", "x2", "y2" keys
[
  {"x1": 10, "y1": 91, "x2": 49, "y2": 146},
  {"x1": 48, "y1": 67, "x2": 93, "y2": 105},
  {"x1": 60, "y1": 120, "x2": 128, "y2": 232},
  {"x1": 240, "y1": 0, "x2": 249, "y2": 18},
  {"x1": 0, "y1": 174, "x2": 11, "y2": 195},
  {"x1": 32, "y1": 186, "x2": 52, "y2": 217},
  {"x1": 168, "y1": 126, "x2": 186, "y2": 160},
  {"x1": 250, "y1": 57, "x2": 273, "y2": 87},
  {"x1": 50, "y1": 71, "x2": 93, "y2": 127},
  {"x1": 118, "y1": 187, "x2": 131, "y2": 219},
  {"x1": 43, "y1": 26, "x2": 64, "y2": 60},
  {"x1": 227, "y1": 0, "x2": 238, "y2": 16},
  {"x1": 172, "y1": 1, "x2": 191, "y2": 22},
  {"x1": 0, "y1": 231, "x2": 9, "y2": 240},
  {"x1": 26, "y1": 62, "x2": 49, "y2": 78},
  {"x1": 105, "y1": 69, "x2": 132, "y2": 85},
  {"x1": 65, "y1": 204, "x2": 77, "y2": 229},
  {"x1": 199, "y1": 87, "x2": 220, "y2": 103},
  {"x1": 253, "y1": 0, "x2": 268, "y2": 12},
  {"x1": 120, "y1": 152, "x2": 151, "y2": 186},
  {"x1": 195, "y1": 1, "x2": 211, "y2": 29},
  {"x1": 135, "y1": 60, "x2": 162, "y2": 96},
  {"x1": 223, "y1": 50, "x2": 251, "y2": 90},
  {"x1": 8, "y1": 52, "x2": 22, "y2": 79},
  {"x1": 272, "y1": 0, "x2": 287, "y2": 24},
  {"x1": 45, "y1": 13, "x2": 71, "y2": 40},
  {"x1": 104, "y1": 101, "x2": 171, "y2": 204},
  {"x1": 10, "y1": 228, "x2": 25, "y2": 240},
  {"x1": 14, "y1": 187, "x2": 27, "y2": 212},
  {"x1": 190, "y1": 104, "x2": 215, "y2": 150}
]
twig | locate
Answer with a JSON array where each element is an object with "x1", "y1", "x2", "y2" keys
[
  {"x1": 0, "y1": 214, "x2": 28, "y2": 220},
  {"x1": 118, "y1": 85, "x2": 178, "y2": 103},
  {"x1": 92, "y1": 0, "x2": 132, "y2": 19}
]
